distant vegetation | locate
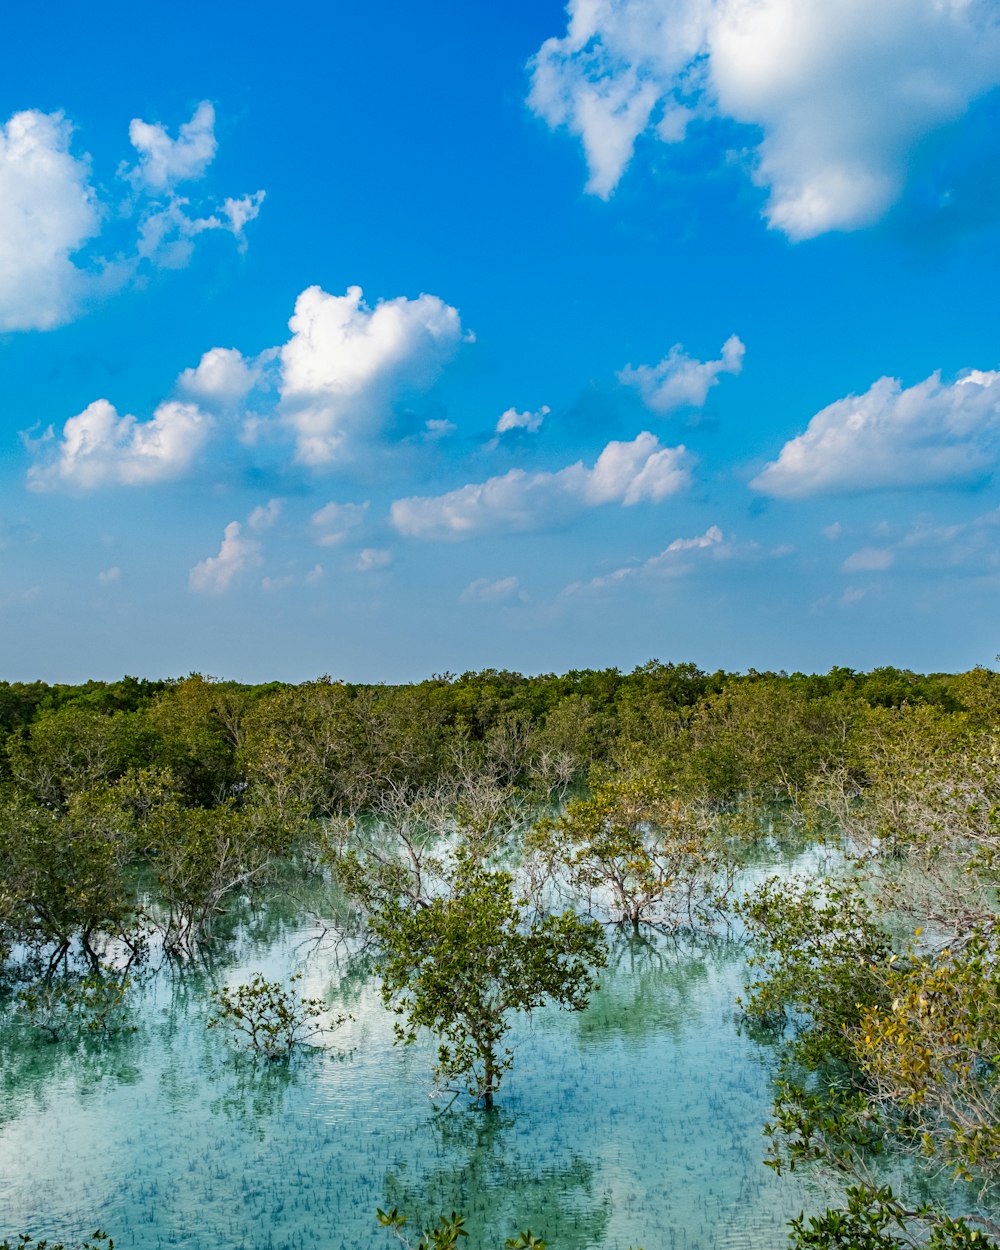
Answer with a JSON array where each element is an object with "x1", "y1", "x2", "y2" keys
[{"x1": 2, "y1": 660, "x2": 999, "y2": 1247}]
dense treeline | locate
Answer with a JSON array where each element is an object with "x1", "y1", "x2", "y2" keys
[
  {"x1": 0, "y1": 658, "x2": 994, "y2": 963},
  {"x1": 3, "y1": 660, "x2": 1000, "y2": 1248},
  {"x1": 0, "y1": 659, "x2": 979, "y2": 801}
]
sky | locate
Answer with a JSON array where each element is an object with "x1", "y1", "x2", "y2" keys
[{"x1": 2, "y1": 0, "x2": 1000, "y2": 683}]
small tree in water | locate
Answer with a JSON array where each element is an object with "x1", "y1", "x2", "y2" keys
[
  {"x1": 372, "y1": 855, "x2": 606, "y2": 1109},
  {"x1": 208, "y1": 973, "x2": 348, "y2": 1060}
]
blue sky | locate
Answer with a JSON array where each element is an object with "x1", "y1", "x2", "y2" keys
[{"x1": 2, "y1": 0, "x2": 1000, "y2": 682}]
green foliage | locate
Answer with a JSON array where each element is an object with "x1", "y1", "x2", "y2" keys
[
  {"x1": 736, "y1": 873, "x2": 898, "y2": 1181},
  {"x1": 6, "y1": 704, "x2": 152, "y2": 808},
  {"x1": 0, "y1": 1233, "x2": 113, "y2": 1250},
  {"x1": 0, "y1": 786, "x2": 139, "y2": 952},
  {"x1": 856, "y1": 926, "x2": 1000, "y2": 1184},
  {"x1": 146, "y1": 796, "x2": 278, "y2": 953},
  {"x1": 141, "y1": 674, "x2": 247, "y2": 806},
  {"x1": 378, "y1": 1207, "x2": 472, "y2": 1250},
  {"x1": 736, "y1": 874, "x2": 892, "y2": 1063},
  {"x1": 525, "y1": 693, "x2": 603, "y2": 799},
  {"x1": 15, "y1": 969, "x2": 134, "y2": 1042},
  {"x1": 531, "y1": 774, "x2": 735, "y2": 929},
  {"x1": 208, "y1": 972, "x2": 347, "y2": 1060},
  {"x1": 377, "y1": 1206, "x2": 641, "y2": 1250},
  {"x1": 739, "y1": 726, "x2": 1000, "y2": 1234},
  {"x1": 681, "y1": 680, "x2": 855, "y2": 802},
  {"x1": 789, "y1": 1185, "x2": 998, "y2": 1249},
  {"x1": 372, "y1": 855, "x2": 606, "y2": 1108}
]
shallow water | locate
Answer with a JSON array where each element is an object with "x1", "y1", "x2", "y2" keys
[{"x1": 0, "y1": 887, "x2": 819, "y2": 1250}]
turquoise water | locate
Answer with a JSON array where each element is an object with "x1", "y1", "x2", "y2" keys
[{"x1": 0, "y1": 890, "x2": 818, "y2": 1250}]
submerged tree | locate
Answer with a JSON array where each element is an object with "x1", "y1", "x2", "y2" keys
[
  {"x1": 0, "y1": 786, "x2": 139, "y2": 962},
  {"x1": 738, "y1": 864, "x2": 1000, "y2": 1247},
  {"x1": 378, "y1": 1207, "x2": 550, "y2": 1250},
  {"x1": 208, "y1": 972, "x2": 348, "y2": 1060},
  {"x1": 371, "y1": 855, "x2": 606, "y2": 1109},
  {"x1": 146, "y1": 797, "x2": 279, "y2": 954},
  {"x1": 530, "y1": 775, "x2": 735, "y2": 930}
]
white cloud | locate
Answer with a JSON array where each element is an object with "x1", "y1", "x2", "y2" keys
[
  {"x1": 126, "y1": 100, "x2": 218, "y2": 190},
  {"x1": 425, "y1": 418, "x2": 457, "y2": 439},
  {"x1": 123, "y1": 103, "x2": 263, "y2": 268},
  {"x1": 751, "y1": 368, "x2": 1000, "y2": 498},
  {"x1": 391, "y1": 432, "x2": 692, "y2": 539},
  {"x1": 25, "y1": 276, "x2": 464, "y2": 490},
  {"x1": 135, "y1": 189, "x2": 264, "y2": 268},
  {"x1": 177, "y1": 347, "x2": 260, "y2": 406},
  {"x1": 27, "y1": 398, "x2": 211, "y2": 491},
  {"x1": 566, "y1": 524, "x2": 730, "y2": 594},
  {"x1": 496, "y1": 405, "x2": 549, "y2": 435},
  {"x1": 222, "y1": 191, "x2": 265, "y2": 239},
  {"x1": 98, "y1": 566, "x2": 121, "y2": 585},
  {"x1": 0, "y1": 110, "x2": 101, "y2": 331},
  {"x1": 189, "y1": 520, "x2": 262, "y2": 594},
  {"x1": 280, "y1": 285, "x2": 467, "y2": 466},
  {"x1": 305, "y1": 563, "x2": 324, "y2": 585},
  {"x1": 620, "y1": 336, "x2": 745, "y2": 412},
  {"x1": 311, "y1": 500, "x2": 370, "y2": 546},
  {"x1": 842, "y1": 547, "x2": 894, "y2": 572},
  {"x1": 459, "y1": 576, "x2": 525, "y2": 604},
  {"x1": 822, "y1": 521, "x2": 843, "y2": 541},
  {"x1": 666, "y1": 524, "x2": 725, "y2": 552},
  {"x1": 356, "y1": 547, "x2": 392, "y2": 572},
  {"x1": 0, "y1": 101, "x2": 263, "y2": 332},
  {"x1": 528, "y1": 0, "x2": 1000, "y2": 237},
  {"x1": 248, "y1": 499, "x2": 283, "y2": 532}
]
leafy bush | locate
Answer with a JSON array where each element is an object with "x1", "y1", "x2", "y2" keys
[{"x1": 208, "y1": 972, "x2": 347, "y2": 1060}]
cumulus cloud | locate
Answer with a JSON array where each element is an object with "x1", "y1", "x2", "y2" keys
[
  {"x1": 311, "y1": 500, "x2": 370, "y2": 546},
  {"x1": 280, "y1": 285, "x2": 467, "y2": 466},
  {"x1": 666, "y1": 524, "x2": 725, "y2": 552},
  {"x1": 123, "y1": 102, "x2": 265, "y2": 266},
  {"x1": 135, "y1": 188, "x2": 265, "y2": 268},
  {"x1": 496, "y1": 405, "x2": 549, "y2": 435},
  {"x1": 425, "y1": 418, "x2": 457, "y2": 439},
  {"x1": 528, "y1": 0, "x2": 1000, "y2": 238},
  {"x1": 0, "y1": 101, "x2": 263, "y2": 332},
  {"x1": 189, "y1": 520, "x2": 262, "y2": 594},
  {"x1": 485, "y1": 405, "x2": 549, "y2": 450},
  {"x1": 751, "y1": 368, "x2": 1000, "y2": 498},
  {"x1": 620, "y1": 335, "x2": 745, "y2": 412},
  {"x1": 248, "y1": 498, "x2": 283, "y2": 531},
  {"x1": 29, "y1": 276, "x2": 465, "y2": 489},
  {"x1": 126, "y1": 100, "x2": 218, "y2": 190},
  {"x1": 125, "y1": 103, "x2": 264, "y2": 264},
  {"x1": 459, "y1": 576, "x2": 525, "y2": 604},
  {"x1": 391, "y1": 432, "x2": 692, "y2": 539},
  {"x1": 0, "y1": 110, "x2": 101, "y2": 331},
  {"x1": 565, "y1": 524, "x2": 729, "y2": 594},
  {"x1": 97, "y1": 566, "x2": 121, "y2": 585},
  {"x1": 27, "y1": 398, "x2": 211, "y2": 490},
  {"x1": 177, "y1": 347, "x2": 261, "y2": 406},
  {"x1": 356, "y1": 547, "x2": 392, "y2": 571}
]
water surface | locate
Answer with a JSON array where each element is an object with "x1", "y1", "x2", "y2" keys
[{"x1": 0, "y1": 889, "x2": 818, "y2": 1250}]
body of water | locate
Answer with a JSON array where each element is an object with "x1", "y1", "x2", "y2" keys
[{"x1": 0, "y1": 884, "x2": 818, "y2": 1250}]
